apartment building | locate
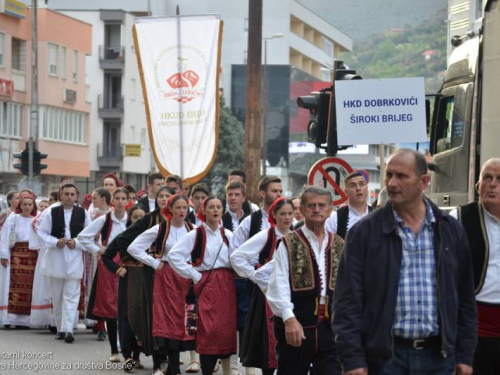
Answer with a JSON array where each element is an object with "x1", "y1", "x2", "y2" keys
[{"x1": 0, "y1": 1, "x2": 91, "y2": 195}]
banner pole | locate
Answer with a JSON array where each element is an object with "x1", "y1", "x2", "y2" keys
[{"x1": 176, "y1": 10, "x2": 185, "y2": 179}]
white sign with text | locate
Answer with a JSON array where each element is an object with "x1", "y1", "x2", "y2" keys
[{"x1": 335, "y1": 77, "x2": 427, "y2": 145}]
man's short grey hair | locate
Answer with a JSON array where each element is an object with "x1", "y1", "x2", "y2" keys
[
  {"x1": 299, "y1": 186, "x2": 333, "y2": 207},
  {"x1": 480, "y1": 158, "x2": 500, "y2": 180},
  {"x1": 390, "y1": 148, "x2": 428, "y2": 176}
]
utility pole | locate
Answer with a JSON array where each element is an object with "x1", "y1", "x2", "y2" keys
[
  {"x1": 28, "y1": 0, "x2": 38, "y2": 191},
  {"x1": 244, "y1": 0, "x2": 263, "y2": 203}
]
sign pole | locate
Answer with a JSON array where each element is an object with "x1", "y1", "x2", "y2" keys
[
  {"x1": 379, "y1": 144, "x2": 385, "y2": 189},
  {"x1": 28, "y1": 0, "x2": 39, "y2": 191}
]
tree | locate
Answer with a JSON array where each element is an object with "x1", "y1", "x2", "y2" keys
[{"x1": 201, "y1": 98, "x2": 245, "y2": 195}]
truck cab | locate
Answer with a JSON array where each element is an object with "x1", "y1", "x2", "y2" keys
[{"x1": 429, "y1": 0, "x2": 500, "y2": 208}]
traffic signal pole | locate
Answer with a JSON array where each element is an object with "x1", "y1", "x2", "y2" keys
[
  {"x1": 28, "y1": 0, "x2": 38, "y2": 190},
  {"x1": 244, "y1": 0, "x2": 263, "y2": 204}
]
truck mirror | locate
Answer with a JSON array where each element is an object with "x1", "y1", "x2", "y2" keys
[{"x1": 425, "y1": 99, "x2": 431, "y2": 134}]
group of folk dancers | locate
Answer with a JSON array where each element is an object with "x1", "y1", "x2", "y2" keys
[{"x1": 0, "y1": 170, "x2": 317, "y2": 375}]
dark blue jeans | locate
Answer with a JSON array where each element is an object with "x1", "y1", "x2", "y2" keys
[{"x1": 368, "y1": 345, "x2": 455, "y2": 375}]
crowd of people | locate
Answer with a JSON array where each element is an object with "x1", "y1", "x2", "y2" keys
[{"x1": 0, "y1": 148, "x2": 498, "y2": 375}]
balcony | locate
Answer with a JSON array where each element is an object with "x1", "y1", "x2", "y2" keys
[
  {"x1": 97, "y1": 142, "x2": 123, "y2": 170},
  {"x1": 99, "y1": 45, "x2": 125, "y2": 71},
  {"x1": 98, "y1": 94, "x2": 124, "y2": 120}
]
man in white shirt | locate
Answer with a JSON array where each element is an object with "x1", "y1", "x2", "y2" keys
[
  {"x1": 267, "y1": 186, "x2": 343, "y2": 375},
  {"x1": 230, "y1": 176, "x2": 282, "y2": 375},
  {"x1": 226, "y1": 170, "x2": 260, "y2": 214},
  {"x1": 137, "y1": 173, "x2": 165, "y2": 213},
  {"x1": 325, "y1": 170, "x2": 372, "y2": 239},
  {"x1": 38, "y1": 181, "x2": 92, "y2": 343},
  {"x1": 452, "y1": 158, "x2": 500, "y2": 375},
  {"x1": 222, "y1": 181, "x2": 249, "y2": 232}
]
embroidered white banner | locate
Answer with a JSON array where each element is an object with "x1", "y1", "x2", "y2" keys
[{"x1": 133, "y1": 15, "x2": 223, "y2": 184}]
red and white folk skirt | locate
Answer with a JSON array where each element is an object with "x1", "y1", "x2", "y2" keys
[
  {"x1": 152, "y1": 262, "x2": 196, "y2": 348},
  {"x1": 194, "y1": 268, "x2": 237, "y2": 356}
]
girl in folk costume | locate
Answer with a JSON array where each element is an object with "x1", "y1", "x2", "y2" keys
[
  {"x1": 0, "y1": 193, "x2": 38, "y2": 327},
  {"x1": 85, "y1": 187, "x2": 112, "y2": 338},
  {"x1": 230, "y1": 197, "x2": 294, "y2": 374},
  {"x1": 128, "y1": 194, "x2": 196, "y2": 375},
  {"x1": 101, "y1": 204, "x2": 146, "y2": 371},
  {"x1": 168, "y1": 196, "x2": 238, "y2": 375},
  {"x1": 78, "y1": 188, "x2": 129, "y2": 362},
  {"x1": 117, "y1": 186, "x2": 175, "y2": 360}
]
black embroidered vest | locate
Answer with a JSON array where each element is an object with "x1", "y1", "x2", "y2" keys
[
  {"x1": 154, "y1": 221, "x2": 194, "y2": 259},
  {"x1": 258, "y1": 228, "x2": 278, "y2": 267},
  {"x1": 50, "y1": 205, "x2": 86, "y2": 239},
  {"x1": 336, "y1": 205, "x2": 373, "y2": 239},
  {"x1": 275, "y1": 229, "x2": 343, "y2": 328},
  {"x1": 222, "y1": 210, "x2": 250, "y2": 232},
  {"x1": 100, "y1": 212, "x2": 113, "y2": 246},
  {"x1": 458, "y1": 202, "x2": 489, "y2": 294},
  {"x1": 249, "y1": 209, "x2": 264, "y2": 238},
  {"x1": 190, "y1": 226, "x2": 230, "y2": 267}
]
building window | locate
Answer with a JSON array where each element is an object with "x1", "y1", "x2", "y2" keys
[
  {"x1": 0, "y1": 33, "x2": 5, "y2": 68},
  {"x1": 49, "y1": 43, "x2": 58, "y2": 76},
  {"x1": 39, "y1": 105, "x2": 87, "y2": 144},
  {"x1": 61, "y1": 46, "x2": 67, "y2": 79},
  {"x1": 322, "y1": 37, "x2": 333, "y2": 56},
  {"x1": 73, "y1": 50, "x2": 78, "y2": 81},
  {"x1": 0, "y1": 101, "x2": 23, "y2": 138},
  {"x1": 12, "y1": 38, "x2": 26, "y2": 71},
  {"x1": 244, "y1": 18, "x2": 248, "y2": 31},
  {"x1": 131, "y1": 78, "x2": 136, "y2": 100}
]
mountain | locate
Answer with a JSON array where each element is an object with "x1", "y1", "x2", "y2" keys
[
  {"x1": 340, "y1": 7, "x2": 448, "y2": 93},
  {"x1": 299, "y1": 0, "x2": 448, "y2": 41}
]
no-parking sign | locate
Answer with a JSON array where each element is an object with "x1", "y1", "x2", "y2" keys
[{"x1": 308, "y1": 157, "x2": 353, "y2": 206}]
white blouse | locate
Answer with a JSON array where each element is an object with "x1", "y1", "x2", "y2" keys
[
  {"x1": 77, "y1": 211, "x2": 128, "y2": 254},
  {"x1": 128, "y1": 223, "x2": 193, "y2": 270},
  {"x1": 0, "y1": 214, "x2": 34, "y2": 258},
  {"x1": 230, "y1": 226, "x2": 286, "y2": 290},
  {"x1": 167, "y1": 222, "x2": 233, "y2": 284}
]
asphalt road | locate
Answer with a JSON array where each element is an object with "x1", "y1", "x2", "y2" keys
[{"x1": 0, "y1": 325, "x2": 258, "y2": 375}]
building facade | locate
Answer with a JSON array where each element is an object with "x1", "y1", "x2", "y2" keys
[
  {"x1": 447, "y1": 0, "x2": 485, "y2": 58},
  {"x1": 0, "y1": 2, "x2": 91, "y2": 195}
]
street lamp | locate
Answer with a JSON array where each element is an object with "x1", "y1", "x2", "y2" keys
[{"x1": 262, "y1": 33, "x2": 284, "y2": 176}]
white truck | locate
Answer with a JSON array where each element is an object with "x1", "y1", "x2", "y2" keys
[{"x1": 429, "y1": 0, "x2": 500, "y2": 207}]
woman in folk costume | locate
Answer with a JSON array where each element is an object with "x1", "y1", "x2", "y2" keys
[
  {"x1": 101, "y1": 204, "x2": 146, "y2": 371},
  {"x1": 168, "y1": 196, "x2": 237, "y2": 375},
  {"x1": 28, "y1": 208, "x2": 55, "y2": 329},
  {"x1": 0, "y1": 193, "x2": 38, "y2": 327},
  {"x1": 77, "y1": 187, "x2": 129, "y2": 362},
  {"x1": 128, "y1": 194, "x2": 196, "y2": 375},
  {"x1": 230, "y1": 197, "x2": 294, "y2": 374},
  {"x1": 117, "y1": 186, "x2": 175, "y2": 359}
]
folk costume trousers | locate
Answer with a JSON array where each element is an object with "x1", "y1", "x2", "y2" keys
[
  {"x1": 274, "y1": 320, "x2": 341, "y2": 375},
  {"x1": 49, "y1": 277, "x2": 80, "y2": 334}
]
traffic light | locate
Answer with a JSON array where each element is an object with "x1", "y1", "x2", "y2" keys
[
  {"x1": 33, "y1": 149, "x2": 48, "y2": 176},
  {"x1": 13, "y1": 149, "x2": 29, "y2": 176},
  {"x1": 297, "y1": 61, "x2": 361, "y2": 156},
  {"x1": 297, "y1": 90, "x2": 332, "y2": 147},
  {"x1": 13, "y1": 144, "x2": 48, "y2": 177},
  {"x1": 326, "y1": 62, "x2": 362, "y2": 156}
]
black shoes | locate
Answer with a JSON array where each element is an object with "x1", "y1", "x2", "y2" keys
[
  {"x1": 55, "y1": 332, "x2": 65, "y2": 340},
  {"x1": 64, "y1": 332, "x2": 75, "y2": 343},
  {"x1": 97, "y1": 330, "x2": 106, "y2": 341}
]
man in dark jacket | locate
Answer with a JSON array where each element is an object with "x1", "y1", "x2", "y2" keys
[{"x1": 332, "y1": 149, "x2": 477, "y2": 375}]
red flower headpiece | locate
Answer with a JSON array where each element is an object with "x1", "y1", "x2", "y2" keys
[
  {"x1": 267, "y1": 197, "x2": 287, "y2": 227},
  {"x1": 15, "y1": 192, "x2": 38, "y2": 217}
]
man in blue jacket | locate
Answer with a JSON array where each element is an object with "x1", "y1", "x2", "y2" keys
[{"x1": 332, "y1": 148, "x2": 477, "y2": 375}]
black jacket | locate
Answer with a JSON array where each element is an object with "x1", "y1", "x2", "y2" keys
[
  {"x1": 137, "y1": 195, "x2": 153, "y2": 213},
  {"x1": 332, "y1": 198, "x2": 477, "y2": 371}
]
